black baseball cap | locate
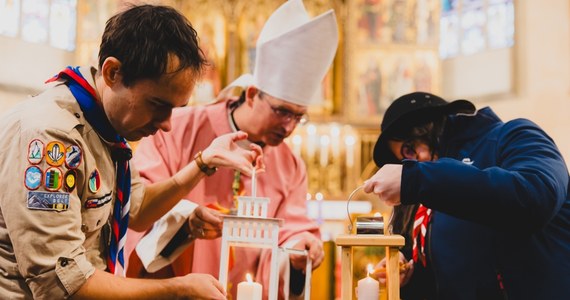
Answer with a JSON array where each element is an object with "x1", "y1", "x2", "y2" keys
[{"x1": 372, "y1": 92, "x2": 475, "y2": 167}]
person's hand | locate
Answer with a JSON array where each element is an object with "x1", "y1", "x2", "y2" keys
[
  {"x1": 290, "y1": 236, "x2": 325, "y2": 271},
  {"x1": 179, "y1": 273, "x2": 226, "y2": 299},
  {"x1": 189, "y1": 206, "x2": 223, "y2": 240},
  {"x1": 202, "y1": 131, "x2": 265, "y2": 177},
  {"x1": 363, "y1": 164, "x2": 403, "y2": 206},
  {"x1": 371, "y1": 251, "x2": 414, "y2": 286}
]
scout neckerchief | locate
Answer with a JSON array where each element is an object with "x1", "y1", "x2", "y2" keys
[
  {"x1": 412, "y1": 204, "x2": 432, "y2": 267},
  {"x1": 46, "y1": 66, "x2": 132, "y2": 276}
]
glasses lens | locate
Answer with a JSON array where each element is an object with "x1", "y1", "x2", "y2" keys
[
  {"x1": 400, "y1": 141, "x2": 416, "y2": 159},
  {"x1": 298, "y1": 114, "x2": 309, "y2": 125}
]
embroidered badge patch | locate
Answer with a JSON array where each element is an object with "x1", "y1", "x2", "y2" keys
[
  {"x1": 24, "y1": 166, "x2": 43, "y2": 190},
  {"x1": 88, "y1": 169, "x2": 101, "y2": 193},
  {"x1": 27, "y1": 191, "x2": 69, "y2": 211},
  {"x1": 85, "y1": 191, "x2": 113, "y2": 209},
  {"x1": 64, "y1": 169, "x2": 77, "y2": 192},
  {"x1": 44, "y1": 167, "x2": 63, "y2": 191},
  {"x1": 46, "y1": 141, "x2": 65, "y2": 166},
  {"x1": 65, "y1": 145, "x2": 82, "y2": 169},
  {"x1": 27, "y1": 139, "x2": 44, "y2": 165}
]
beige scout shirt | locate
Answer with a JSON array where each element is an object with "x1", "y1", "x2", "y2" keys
[{"x1": 0, "y1": 67, "x2": 144, "y2": 299}]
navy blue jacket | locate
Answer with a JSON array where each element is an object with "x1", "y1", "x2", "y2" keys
[{"x1": 400, "y1": 107, "x2": 570, "y2": 299}]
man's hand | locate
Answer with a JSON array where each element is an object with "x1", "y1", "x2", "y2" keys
[
  {"x1": 371, "y1": 251, "x2": 414, "y2": 286},
  {"x1": 189, "y1": 206, "x2": 223, "y2": 240},
  {"x1": 202, "y1": 131, "x2": 265, "y2": 177},
  {"x1": 180, "y1": 273, "x2": 226, "y2": 300},
  {"x1": 290, "y1": 237, "x2": 325, "y2": 271},
  {"x1": 363, "y1": 164, "x2": 403, "y2": 206}
]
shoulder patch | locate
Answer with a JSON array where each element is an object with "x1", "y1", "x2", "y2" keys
[
  {"x1": 24, "y1": 166, "x2": 43, "y2": 190},
  {"x1": 27, "y1": 139, "x2": 45, "y2": 164},
  {"x1": 88, "y1": 169, "x2": 101, "y2": 193},
  {"x1": 65, "y1": 144, "x2": 82, "y2": 169},
  {"x1": 27, "y1": 191, "x2": 69, "y2": 211},
  {"x1": 64, "y1": 169, "x2": 77, "y2": 192},
  {"x1": 44, "y1": 167, "x2": 63, "y2": 191},
  {"x1": 46, "y1": 141, "x2": 66, "y2": 166}
]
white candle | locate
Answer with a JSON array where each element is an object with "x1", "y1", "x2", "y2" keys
[
  {"x1": 307, "y1": 124, "x2": 317, "y2": 159},
  {"x1": 345, "y1": 135, "x2": 356, "y2": 167},
  {"x1": 320, "y1": 135, "x2": 330, "y2": 167},
  {"x1": 357, "y1": 264, "x2": 379, "y2": 300},
  {"x1": 251, "y1": 167, "x2": 256, "y2": 197},
  {"x1": 315, "y1": 192, "x2": 324, "y2": 225},
  {"x1": 237, "y1": 273, "x2": 262, "y2": 300},
  {"x1": 330, "y1": 125, "x2": 340, "y2": 160},
  {"x1": 292, "y1": 134, "x2": 302, "y2": 157}
]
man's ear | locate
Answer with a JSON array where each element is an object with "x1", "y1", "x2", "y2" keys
[
  {"x1": 101, "y1": 57, "x2": 122, "y2": 87},
  {"x1": 245, "y1": 86, "x2": 259, "y2": 105}
]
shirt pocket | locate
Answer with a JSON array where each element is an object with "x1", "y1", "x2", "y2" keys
[{"x1": 81, "y1": 191, "x2": 113, "y2": 235}]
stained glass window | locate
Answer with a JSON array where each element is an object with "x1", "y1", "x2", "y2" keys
[
  {"x1": 21, "y1": 0, "x2": 49, "y2": 44},
  {"x1": 49, "y1": 0, "x2": 77, "y2": 50},
  {"x1": 1, "y1": 0, "x2": 76, "y2": 51},
  {"x1": 440, "y1": 0, "x2": 514, "y2": 59},
  {"x1": 0, "y1": 0, "x2": 21, "y2": 37}
]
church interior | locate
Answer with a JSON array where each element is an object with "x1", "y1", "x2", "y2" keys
[{"x1": 1, "y1": 0, "x2": 569, "y2": 299}]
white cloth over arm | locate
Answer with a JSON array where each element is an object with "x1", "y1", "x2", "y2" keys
[{"x1": 135, "y1": 200, "x2": 197, "y2": 273}]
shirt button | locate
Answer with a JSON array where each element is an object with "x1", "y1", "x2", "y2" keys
[
  {"x1": 81, "y1": 224, "x2": 88, "y2": 232},
  {"x1": 60, "y1": 258, "x2": 69, "y2": 267}
]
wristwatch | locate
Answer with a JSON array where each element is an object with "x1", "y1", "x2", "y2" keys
[{"x1": 194, "y1": 151, "x2": 217, "y2": 176}]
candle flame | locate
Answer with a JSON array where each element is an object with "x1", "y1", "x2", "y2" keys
[
  {"x1": 367, "y1": 264, "x2": 374, "y2": 277},
  {"x1": 246, "y1": 273, "x2": 253, "y2": 283}
]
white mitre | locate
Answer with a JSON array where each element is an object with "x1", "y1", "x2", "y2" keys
[{"x1": 220, "y1": 0, "x2": 339, "y2": 106}]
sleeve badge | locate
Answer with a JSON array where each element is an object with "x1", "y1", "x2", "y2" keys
[
  {"x1": 88, "y1": 169, "x2": 101, "y2": 193},
  {"x1": 64, "y1": 169, "x2": 77, "y2": 192},
  {"x1": 44, "y1": 167, "x2": 63, "y2": 191},
  {"x1": 27, "y1": 191, "x2": 69, "y2": 211},
  {"x1": 46, "y1": 141, "x2": 66, "y2": 166},
  {"x1": 27, "y1": 139, "x2": 44, "y2": 165},
  {"x1": 65, "y1": 145, "x2": 82, "y2": 169},
  {"x1": 24, "y1": 166, "x2": 43, "y2": 190}
]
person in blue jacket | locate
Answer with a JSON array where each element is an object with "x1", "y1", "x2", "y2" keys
[{"x1": 364, "y1": 92, "x2": 570, "y2": 300}]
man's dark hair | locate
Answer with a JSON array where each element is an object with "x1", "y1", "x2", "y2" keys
[{"x1": 98, "y1": 4, "x2": 207, "y2": 87}]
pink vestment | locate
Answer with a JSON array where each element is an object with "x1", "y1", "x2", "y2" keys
[{"x1": 125, "y1": 100, "x2": 319, "y2": 299}]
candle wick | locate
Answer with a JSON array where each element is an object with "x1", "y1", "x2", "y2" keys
[{"x1": 251, "y1": 167, "x2": 256, "y2": 197}]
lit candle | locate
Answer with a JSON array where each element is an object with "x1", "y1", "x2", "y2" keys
[
  {"x1": 237, "y1": 273, "x2": 262, "y2": 300},
  {"x1": 251, "y1": 167, "x2": 256, "y2": 197},
  {"x1": 357, "y1": 264, "x2": 379, "y2": 300},
  {"x1": 330, "y1": 125, "x2": 340, "y2": 160},
  {"x1": 315, "y1": 192, "x2": 324, "y2": 225},
  {"x1": 307, "y1": 124, "x2": 317, "y2": 159},
  {"x1": 320, "y1": 135, "x2": 330, "y2": 167},
  {"x1": 292, "y1": 134, "x2": 302, "y2": 157},
  {"x1": 345, "y1": 135, "x2": 356, "y2": 167}
]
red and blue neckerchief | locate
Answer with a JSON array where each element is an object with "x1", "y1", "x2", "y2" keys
[{"x1": 46, "y1": 66, "x2": 131, "y2": 276}]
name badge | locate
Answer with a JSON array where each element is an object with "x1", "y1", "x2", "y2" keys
[{"x1": 27, "y1": 191, "x2": 70, "y2": 211}]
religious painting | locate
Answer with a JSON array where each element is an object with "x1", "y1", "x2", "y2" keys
[
  {"x1": 346, "y1": 0, "x2": 440, "y2": 124},
  {"x1": 178, "y1": 0, "x2": 228, "y2": 105},
  {"x1": 347, "y1": 49, "x2": 439, "y2": 124},
  {"x1": 353, "y1": 0, "x2": 439, "y2": 46}
]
